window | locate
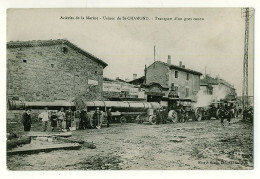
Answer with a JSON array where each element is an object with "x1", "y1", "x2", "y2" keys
[
  {"x1": 62, "y1": 47, "x2": 68, "y2": 54},
  {"x1": 23, "y1": 59, "x2": 27, "y2": 63},
  {"x1": 175, "y1": 71, "x2": 178, "y2": 78},
  {"x1": 185, "y1": 88, "x2": 190, "y2": 97},
  {"x1": 51, "y1": 64, "x2": 54, "y2": 68},
  {"x1": 186, "y1": 73, "x2": 189, "y2": 80},
  {"x1": 171, "y1": 83, "x2": 174, "y2": 90}
]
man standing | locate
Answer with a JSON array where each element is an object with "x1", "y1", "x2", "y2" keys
[
  {"x1": 79, "y1": 110, "x2": 88, "y2": 129},
  {"x1": 107, "y1": 108, "x2": 112, "y2": 127},
  {"x1": 57, "y1": 107, "x2": 65, "y2": 131},
  {"x1": 161, "y1": 107, "x2": 168, "y2": 124},
  {"x1": 74, "y1": 110, "x2": 81, "y2": 130},
  {"x1": 65, "y1": 107, "x2": 73, "y2": 130},
  {"x1": 50, "y1": 111, "x2": 58, "y2": 132},
  {"x1": 92, "y1": 107, "x2": 101, "y2": 128},
  {"x1": 22, "y1": 109, "x2": 32, "y2": 132},
  {"x1": 179, "y1": 106, "x2": 186, "y2": 123},
  {"x1": 38, "y1": 107, "x2": 49, "y2": 132}
]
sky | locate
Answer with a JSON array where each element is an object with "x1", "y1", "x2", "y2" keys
[{"x1": 7, "y1": 8, "x2": 254, "y2": 96}]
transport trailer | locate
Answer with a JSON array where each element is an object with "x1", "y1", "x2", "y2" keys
[{"x1": 84, "y1": 101, "x2": 161, "y2": 124}]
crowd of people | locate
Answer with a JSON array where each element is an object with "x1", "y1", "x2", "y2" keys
[{"x1": 21, "y1": 107, "x2": 112, "y2": 132}]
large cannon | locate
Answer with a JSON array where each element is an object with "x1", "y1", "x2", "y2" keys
[
  {"x1": 83, "y1": 100, "x2": 161, "y2": 125},
  {"x1": 8, "y1": 99, "x2": 75, "y2": 110}
]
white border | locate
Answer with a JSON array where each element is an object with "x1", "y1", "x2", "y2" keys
[{"x1": 0, "y1": 1, "x2": 259, "y2": 179}]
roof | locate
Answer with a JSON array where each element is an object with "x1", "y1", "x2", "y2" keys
[
  {"x1": 148, "y1": 61, "x2": 203, "y2": 76},
  {"x1": 7, "y1": 39, "x2": 108, "y2": 68},
  {"x1": 143, "y1": 82, "x2": 169, "y2": 90},
  {"x1": 201, "y1": 75, "x2": 235, "y2": 90},
  {"x1": 200, "y1": 78, "x2": 219, "y2": 85},
  {"x1": 128, "y1": 76, "x2": 145, "y2": 85},
  {"x1": 200, "y1": 81, "x2": 209, "y2": 86}
]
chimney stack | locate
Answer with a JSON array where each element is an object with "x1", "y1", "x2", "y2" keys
[
  {"x1": 133, "y1": 74, "x2": 137, "y2": 80},
  {"x1": 179, "y1": 61, "x2": 182, "y2": 67},
  {"x1": 167, "y1": 55, "x2": 171, "y2": 65}
]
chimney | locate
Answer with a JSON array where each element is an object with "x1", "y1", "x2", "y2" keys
[
  {"x1": 167, "y1": 55, "x2": 171, "y2": 65},
  {"x1": 133, "y1": 74, "x2": 137, "y2": 80},
  {"x1": 116, "y1": 77, "x2": 119, "y2": 80},
  {"x1": 179, "y1": 61, "x2": 182, "y2": 67}
]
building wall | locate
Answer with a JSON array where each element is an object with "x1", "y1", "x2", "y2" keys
[
  {"x1": 7, "y1": 44, "x2": 104, "y2": 102},
  {"x1": 169, "y1": 69, "x2": 200, "y2": 99},
  {"x1": 146, "y1": 62, "x2": 169, "y2": 87},
  {"x1": 146, "y1": 62, "x2": 200, "y2": 100}
]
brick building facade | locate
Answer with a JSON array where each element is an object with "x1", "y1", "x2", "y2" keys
[{"x1": 7, "y1": 39, "x2": 107, "y2": 103}]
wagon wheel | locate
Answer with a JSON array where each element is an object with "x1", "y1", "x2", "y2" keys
[
  {"x1": 148, "y1": 115, "x2": 156, "y2": 125},
  {"x1": 195, "y1": 108, "x2": 202, "y2": 121},
  {"x1": 168, "y1": 110, "x2": 178, "y2": 123},
  {"x1": 120, "y1": 116, "x2": 127, "y2": 124}
]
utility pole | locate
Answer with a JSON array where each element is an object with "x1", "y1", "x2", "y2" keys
[
  {"x1": 153, "y1": 45, "x2": 156, "y2": 68},
  {"x1": 204, "y1": 66, "x2": 207, "y2": 78},
  {"x1": 242, "y1": 8, "x2": 250, "y2": 110}
]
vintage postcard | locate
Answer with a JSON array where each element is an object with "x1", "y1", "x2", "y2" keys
[{"x1": 6, "y1": 8, "x2": 254, "y2": 170}]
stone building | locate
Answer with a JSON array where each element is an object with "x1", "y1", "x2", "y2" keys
[
  {"x1": 200, "y1": 75, "x2": 237, "y2": 101},
  {"x1": 145, "y1": 56, "x2": 202, "y2": 101},
  {"x1": 7, "y1": 39, "x2": 108, "y2": 103}
]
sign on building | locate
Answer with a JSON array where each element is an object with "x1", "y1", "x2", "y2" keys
[
  {"x1": 129, "y1": 87, "x2": 139, "y2": 95},
  {"x1": 103, "y1": 82, "x2": 121, "y2": 92},
  {"x1": 138, "y1": 91, "x2": 145, "y2": 98},
  {"x1": 88, "y1": 79, "x2": 98, "y2": 86}
]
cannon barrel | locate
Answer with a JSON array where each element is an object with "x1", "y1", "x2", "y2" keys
[
  {"x1": 8, "y1": 100, "x2": 75, "y2": 110},
  {"x1": 84, "y1": 101, "x2": 161, "y2": 110}
]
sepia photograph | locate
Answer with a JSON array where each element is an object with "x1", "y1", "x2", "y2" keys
[{"x1": 6, "y1": 8, "x2": 254, "y2": 170}]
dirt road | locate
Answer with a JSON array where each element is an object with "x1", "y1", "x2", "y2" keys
[{"x1": 7, "y1": 118, "x2": 253, "y2": 170}]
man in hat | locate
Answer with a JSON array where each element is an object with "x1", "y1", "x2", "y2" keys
[
  {"x1": 65, "y1": 107, "x2": 73, "y2": 129},
  {"x1": 22, "y1": 108, "x2": 32, "y2": 132},
  {"x1": 50, "y1": 111, "x2": 58, "y2": 132},
  {"x1": 57, "y1": 107, "x2": 66, "y2": 131}
]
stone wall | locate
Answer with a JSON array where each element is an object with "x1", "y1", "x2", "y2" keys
[
  {"x1": 146, "y1": 62, "x2": 169, "y2": 87},
  {"x1": 7, "y1": 43, "x2": 104, "y2": 102}
]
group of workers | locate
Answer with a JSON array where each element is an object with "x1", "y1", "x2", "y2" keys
[{"x1": 21, "y1": 107, "x2": 113, "y2": 132}]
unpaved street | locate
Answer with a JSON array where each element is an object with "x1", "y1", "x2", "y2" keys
[{"x1": 7, "y1": 118, "x2": 253, "y2": 170}]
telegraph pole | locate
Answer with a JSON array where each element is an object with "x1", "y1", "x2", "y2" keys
[
  {"x1": 153, "y1": 45, "x2": 156, "y2": 68},
  {"x1": 242, "y1": 8, "x2": 249, "y2": 110}
]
